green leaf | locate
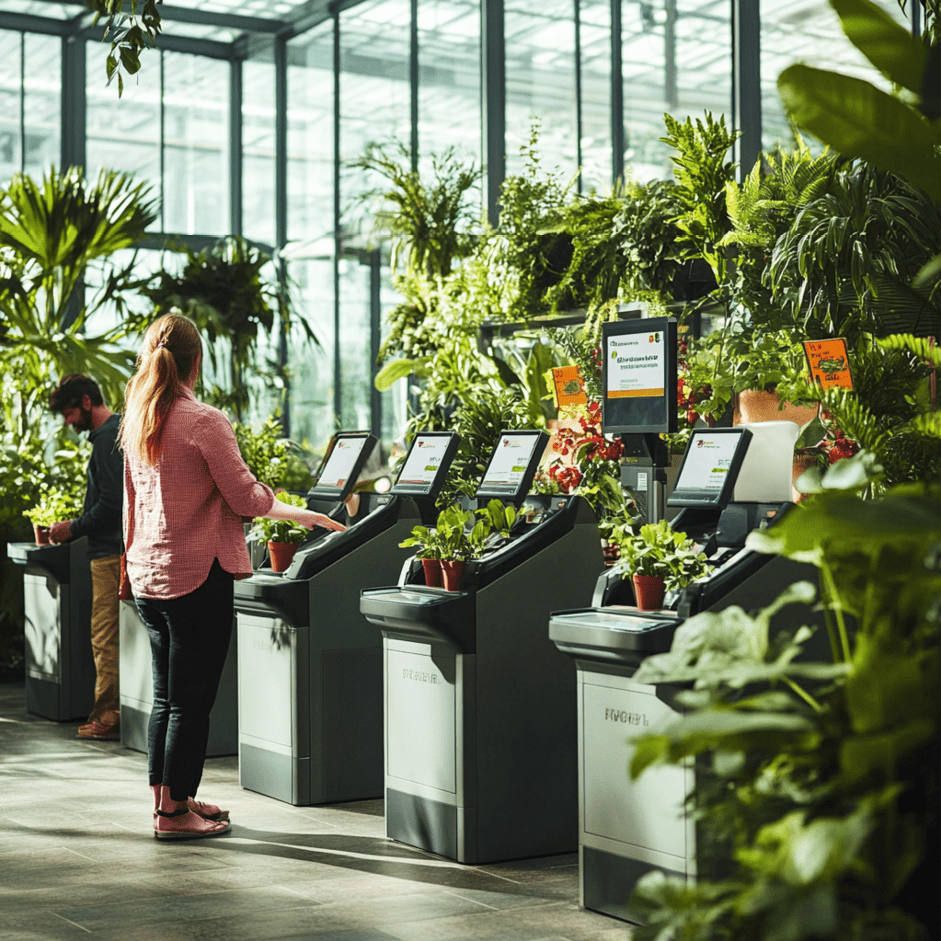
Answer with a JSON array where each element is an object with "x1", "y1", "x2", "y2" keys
[
  {"x1": 374, "y1": 357, "x2": 423, "y2": 392},
  {"x1": 830, "y1": 0, "x2": 929, "y2": 95},
  {"x1": 778, "y1": 64, "x2": 941, "y2": 202}
]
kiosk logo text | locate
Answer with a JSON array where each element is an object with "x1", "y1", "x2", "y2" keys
[
  {"x1": 605, "y1": 708, "x2": 649, "y2": 726},
  {"x1": 609, "y1": 336, "x2": 658, "y2": 365},
  {"x1": 403, "y1": 668, "x2": 439, "y2": 685}
]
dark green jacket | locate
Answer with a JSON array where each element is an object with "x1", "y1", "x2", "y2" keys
[{"x1": 70, "y1": 413, "x2": 123, "y2": 559}]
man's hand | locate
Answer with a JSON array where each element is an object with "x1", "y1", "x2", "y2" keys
[{"x1": 49, "y1": 520, "x2": 75, "y2": 544}]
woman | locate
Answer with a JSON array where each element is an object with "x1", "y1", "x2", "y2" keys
[{"x1": 122, "y1": 314, "x2": 345, "y2": 840}]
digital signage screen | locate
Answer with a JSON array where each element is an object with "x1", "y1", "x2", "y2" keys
[
  {"x1": 391, "y1": 432, "x2": 460, "y2": 498},
  {"x1": 475, "y1": 430, "x2": 548, "y2": 502},
  {"x1": 601, "y1": 317, "x2": 678, "y2": 435}
]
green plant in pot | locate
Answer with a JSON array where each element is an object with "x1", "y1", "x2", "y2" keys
[
  {"x1": 399, "y1": 523, "x2": 447, "y2": 587},
  {"x1": 22, "y1": 487, "x2": 83, "y2": 545},
  {"x1": 614, "y1": 519, "x2": 710, "y2": 610},
  {"x1": 249, "y1": 492, "x2": 308, "y2": 573}
]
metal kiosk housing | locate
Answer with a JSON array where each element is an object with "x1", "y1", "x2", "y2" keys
[
  {"x1": 549, "y1": 424, "x2": 821, "y2": 923},
  {"x1": 233, "y1": 431, "x2": 459, "y2": 806},
  {"x1": 7, "y1": 538, "x2": 95, "y2": 720},
  {"x1": 360, "y1": 430, "x2": 604, "y2": 864}
]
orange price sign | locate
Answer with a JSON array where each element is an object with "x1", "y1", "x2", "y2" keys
[
  {"x1": 552, "y1": 365, "x2": 588, "y2": 407},
  {"x1": 804, "y1": 338, "x2": 853, "y2": 390}
]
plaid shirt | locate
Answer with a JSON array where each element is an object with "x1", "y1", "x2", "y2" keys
[{"x1": 124, "y1": 388, "x2": 275, "y2": 599}]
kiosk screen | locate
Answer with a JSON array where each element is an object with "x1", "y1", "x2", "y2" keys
[
  {"x1": 475, "y1": 431, "x2": 548, "y2": 501},
  {"x1": 308, "y1": 432, "x2": 376, "y2": 502},
  {"x1": 391, "y1": 432, "x2": 460, "y2": 499},
  {"x1": 668, "y1": 428, "x2": 751, "y2": 508}
]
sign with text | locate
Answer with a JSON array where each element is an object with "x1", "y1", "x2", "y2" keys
[
  {"x1": 601, "y1": 317, "x2": 678, "y2": 434},
  {"x1": 804, "y1": 338, "x2": 853, "y2": 390},
  {"x1": 552, "y1": 365, "x2": 588, "y2": 408}
]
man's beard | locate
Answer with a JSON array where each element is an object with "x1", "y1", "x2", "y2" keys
[{"x1": 75, "y1": 406, "x2": 93, "y2": 432}]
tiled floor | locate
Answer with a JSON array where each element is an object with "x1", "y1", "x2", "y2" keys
[{"x1": 0, "y1": 683, "x2": 632, "y2": 941}]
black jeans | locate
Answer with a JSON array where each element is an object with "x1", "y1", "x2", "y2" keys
[{"x1": 135, "y1": 560, "x2": 234, "y2": 802}]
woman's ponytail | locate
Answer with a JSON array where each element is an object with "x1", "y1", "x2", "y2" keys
[{"x1": 121, "y1": 314, "x2": 202, "y2": 465}]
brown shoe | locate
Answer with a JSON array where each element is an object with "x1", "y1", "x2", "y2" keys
[{"x1": 78, "y1": 720, "x2": 120, "y2": 740}]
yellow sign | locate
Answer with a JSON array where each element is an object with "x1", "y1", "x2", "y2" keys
[
  {"x1": 804, "y1": 338, "x2": 853, "y2": 390},
  {"x1": 552, "y1": 366, "x2": 587, "y2": 407}
]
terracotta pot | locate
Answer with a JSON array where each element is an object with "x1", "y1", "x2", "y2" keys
[
  {"x1": 792, "y1": 448, "x2": 823, "y2": 503},
  {"x1": 421, "y1": 558, "x2": 443, "y2": 588},
  {"x1": 267, "y1": 541, "x2": 299, "y2": 573},
  {"x1": 632, "y1": 573, "x2": 666, "y2": 611},
  {"x1": 440, "y1": 560, "x2": 466, "y2": 592},
  {"x1": 33, "y1": 525, "x2": 50, "y2": 546},
  {"x1": 734, "y1": 389, "x2": 819, "y2": 430}
]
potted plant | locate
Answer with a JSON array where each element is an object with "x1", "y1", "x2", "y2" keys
[
  {"x1": 434, "y1": 503, "x2": 477, "y2": 591},
  {"x1": 22, "y1": 487, "x2": 82, "y2": 546},
  {"x1": 399, "y1": 524, "x2": 447, "y2": 587},
  {"x1": 614, "y1": 520, "x2": 710, "y2": 610},
  {"x1": 249, "y1": 492, "x2": 308, "y2": 573}
]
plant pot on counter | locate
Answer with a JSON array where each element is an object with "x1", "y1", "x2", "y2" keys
[
  {"x1": 33, "y1": 525, "x2": 50, "y2": 546},
  {"x1": 440, "y1": 560, "x2": 466, "y2": 592},
  {"x1": 422, "y1": 558, "x2": 443, "y2": 588},
  {"x1": 632, "y1": 574, "x2": 666, "y2": 611},
  {"x1": 734, "y1": 389, "x2": 819, "y2": 430},
  {"x1": 267, "y1": 541, "x2": 299, "y2": 573}
]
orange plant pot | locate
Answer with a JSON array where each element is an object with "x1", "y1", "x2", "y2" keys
[
  {"x1": 440, "y1": 560, "x2": 466, "y2": 592},
  {"x1": 735, "y1": 389, "x2": 819, "y2": 430},
  {"x1": 33, "y1": 525, "x2": 50, "y2": 546},
  {"x1": 632, "y1": 574, "x2": 666, "y2": 611},
  {"x1": 268, "y1": 541, "x2": 299, "y2": 573},
  {"x1": 421, "y1": 558, "x2": 443, "y2": 588}
]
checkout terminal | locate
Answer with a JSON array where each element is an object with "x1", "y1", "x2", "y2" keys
[
  {"x1": 6, "y1": 538, "x2": 94, "y2": 720},
  {"x1": 359, "y1": 430, "x2": 604, "y2": 864},
  {"x1": 233, "y1": 430, "x2": 459, "y2": 805},
  {"x1": 548, "y1": 421, "x2": 819, "y2": 923}
]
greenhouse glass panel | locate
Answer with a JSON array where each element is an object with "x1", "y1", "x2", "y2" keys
[
  {"x1": 416, "y1": 0, "x2": 482, "y2": 173},
  {"x1": 85, "y1": 42, "x2": 161, "y2": 220},
  {"x1": 23, "y1": 33, "x2": 60, "y2": 180},
  {"x1": 0, "y1": 31, "x2": 22, "y2": 179},
  {"x1": 622, "y1": 0, "x2": 731, "y2": 183},
  {"x1": 505, "y1": 0, "x2": 578, "y2": 181},
  {"x1": 580, "y1": 0, "x2": 613, "y2": 192},
  {"x1": 243, "y1": 51, "x2": 277, "y2": 248},
  {"x1": 162, "y1": 51, "x2": 228, "y2": 236}
]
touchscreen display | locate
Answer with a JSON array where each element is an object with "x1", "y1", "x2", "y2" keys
[
  {"x1": 675, "y1": 433, "x2": 741, "y2": 493},
  {"x1": 394, "y1": 435, "x2": 452, "y2": 493},
  {"x1": 479, "y1": 433, "x2": 541, "y2": 495},
  {"x1": 317, "y1": 435, "x2": 369, "y2": 491}
]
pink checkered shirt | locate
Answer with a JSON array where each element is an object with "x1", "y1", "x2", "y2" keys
[{"x1": 124, "y1": 388, "x2": 275, "y2": 599}]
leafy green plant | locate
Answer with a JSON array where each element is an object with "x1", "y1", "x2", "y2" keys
[
  {"x1": 434, "y1": 503, "x2": 476, "y2": 562},
  {"x1": 398, "y1": 523, "x2": 445, "y2": 560},
  {"x1": 249, "y1": 492, "x2": 308, "y2": 545},
  {"x1": 0, "y1": 167, "x2": 158, "y2": 435},
  {"x1": 88, "y1": 0, "x2": 162, "y2": 97},
  {"x1": 627, "y1": 455, "x2": 940, "y2": 941},
  {"x1": 22, "y1": 486, "x2": 84, "y2": 530},
  {"x1": 136, "y1": 236, "x2": 314, "y2": 419},
  {"x1": 614, "y1": 519, "x2": 709, "y2": 592},
  {"x1": 233, "y1": 416, "x2": 313, "y2": 491}
]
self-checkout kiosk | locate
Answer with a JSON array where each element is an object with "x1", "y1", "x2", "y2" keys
[
  {"x1": 359, "y1": 429, "x2": 604, "y2": 864},
  {"x1": 7, "y1": 538, "x2": 94, "y2": 720},
  {"x1": 549, "y1": 410, "x2": 818, "y2": 923},
  {"x1": 233, "y1": 430, "x2": 460, "y2": 806}
]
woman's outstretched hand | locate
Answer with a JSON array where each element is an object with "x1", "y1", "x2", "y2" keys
[{"x1": 301, "y1": 510, "x2": 347, "y2": 532}]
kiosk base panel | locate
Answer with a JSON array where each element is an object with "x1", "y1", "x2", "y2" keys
[
  {"x1": 386, "y1": 788, "x2": 460, "y2": 861},
  {"x1": 582, "y1": 845, "x2": 686, "y2": 924}
]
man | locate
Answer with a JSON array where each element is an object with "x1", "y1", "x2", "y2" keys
[{"x1": 49, "y1": 374, "x2": 123, "y2": 741}]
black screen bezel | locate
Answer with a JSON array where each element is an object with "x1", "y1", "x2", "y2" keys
[
  {"x1": 307, "y1": 432, "x2": 377, "y2": 503},
  {"x1": 390, "y1": 431, "x2": 461, "y2": 500},
  {"x1": 667, "y1": 427, "x2": 752, "y2": 509},
  {"x1": 601, "y1": 317, "x2": 678, "y2": 435},
  {"x1": 474, "y1": 430, "x2": 549, "y2": 503}
]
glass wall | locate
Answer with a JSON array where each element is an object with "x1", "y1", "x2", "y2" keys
[{"x1": 242, "y1": 51, "x2": 278, "y2": 248}]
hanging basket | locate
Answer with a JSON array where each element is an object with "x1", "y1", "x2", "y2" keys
[
  {"x1": 268, "y1": 541, "x2": 299, "y2": 573},
  {"x1": 421, "y1": 558, "x2": 443, "y2": 588},
  {"x1": 632, "y1": 574, "x2": 666, "y2": 611},
  {"x1": 440, "y1": 560, "x2": 466, "y2": 592}
]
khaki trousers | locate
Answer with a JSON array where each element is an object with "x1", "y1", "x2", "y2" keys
[{"x1": 88, "y1": 555, "x2": 121, "y2": 726}]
